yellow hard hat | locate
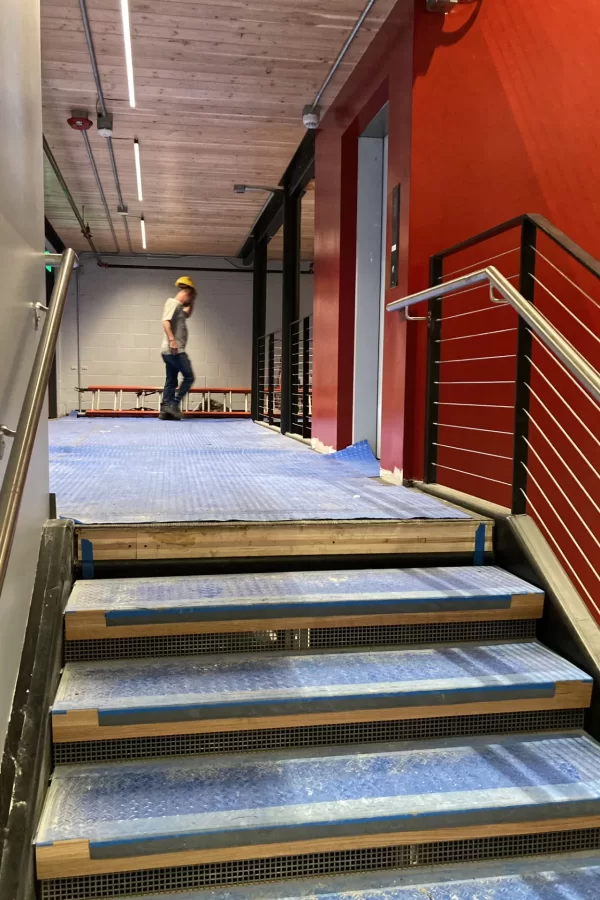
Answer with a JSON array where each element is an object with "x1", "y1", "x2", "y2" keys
[{"x1": 175, "y1": 275, "x2": 196, "y2": 290}]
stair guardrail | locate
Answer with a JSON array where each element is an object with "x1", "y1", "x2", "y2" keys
[
  {"x1": 256, "y1": 328, "x2": 282, "y2": 427},
  {"x1": 0, "y1": 249, "x2": 78, "y2": 598},
  {"x1": 387, "y1": 214, "x2": 600, "y2": 621},
  {"x1": 290, "y1": 314, "x2": 313, "y2": 438}
]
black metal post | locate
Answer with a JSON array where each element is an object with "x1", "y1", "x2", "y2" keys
[
  {"x1": 251, "y1": 236, "x2": 267, "y2": 420},
  {"x1": 511, "y1": 218, "x2": 537, "y2": 514},
  {"x1": 267, "y1": 333, "x2": 275, "y2": 426},
  {"x1": 423, "y1": 256, "x2": 443, "y2": 482},
  {"x1": 302, "y1": 316, "x2": 311, "y2": 438},
  {"x1": 290, "y1": 320, "x2": 299, "y2": 433},
  {"x1": 46, "y1": 268, "x2": 59, "y2": 419},
  {"x1": 281, "y1": 189, "x2": 301, "y2": 434}
]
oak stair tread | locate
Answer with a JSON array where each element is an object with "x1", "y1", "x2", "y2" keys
[{"x1": 35, "y1": 733, "x2": 600, "y2": 878}]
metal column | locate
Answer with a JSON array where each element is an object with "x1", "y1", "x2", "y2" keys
[
  {"x1": 511, "y1": 218, "x2": 537, "y2": 513},
  {"x1": 251, "y1": 235, "x2": 267, "y2": 419},
  {"x1": 280, "y1": 190, "x2": 301, "y2": 434}
]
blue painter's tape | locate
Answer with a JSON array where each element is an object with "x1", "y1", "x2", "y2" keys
[
  {"x1": 81, "y1": 539, "x2": 95, "y2": 579},
  {"x1": 474, "y1": 523, "x2": 486, "y2": 566}
]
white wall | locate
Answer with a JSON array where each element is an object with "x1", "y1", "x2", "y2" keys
[
  {"x1": 58, "y1": 261, "x2": 313, "y2": 414},
  {"x1": 0, "y1": 0, "x2": 48, "y2": 749}
]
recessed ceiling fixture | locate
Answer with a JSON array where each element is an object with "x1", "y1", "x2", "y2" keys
[
  {"x1": 134, "y1": 139, "x2": 143, "y2": 201},
  {"x1": 140, "y1": 215, "x2": 147, "y2": 250},
  {"x1": 120, "y1": 0, "x2": 136, "y2": 108}
]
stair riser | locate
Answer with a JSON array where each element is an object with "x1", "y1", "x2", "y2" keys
[{"x1": 35, "y1": 815, "x2": 600, "y2": 880}]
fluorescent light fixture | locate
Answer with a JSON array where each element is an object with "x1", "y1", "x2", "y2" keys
[
  {"x1": 133, "y1": 139, "x2": 143, "y2": 201},
  {"x1": 140, "y1": 215, "x2": 146, "y2": 250},
  {"x1": 120, "y1": 0, "x2": 136, "y2": 108}
]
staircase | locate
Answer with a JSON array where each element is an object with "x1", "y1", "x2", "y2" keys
[{"x1": 34, "y1": 551, "x2": 600, "y2": 899}]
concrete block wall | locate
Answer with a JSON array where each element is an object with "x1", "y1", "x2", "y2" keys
[{"x1": 57, "y1": 259, "x2": 313, "y2": 415}]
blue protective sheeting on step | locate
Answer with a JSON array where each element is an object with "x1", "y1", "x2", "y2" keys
[
  {"x1": 49, "y1": 418, "x2": 470, "y2": 524},
  {"x1": 325, "y1": 440, "x2": 380, "y2": 477},
  {"x1": 36, "y1": 733, "x2": 600, "y2": 853},
  {"x1": 53, "y1": 642, "x2": 590, "y2": 719},
  {"x1": 65, "y1": 565, "x2": 542, "y2": 618}
]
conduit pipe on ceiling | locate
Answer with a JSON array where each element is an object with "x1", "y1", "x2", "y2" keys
[
  {"x1": 309, "y1": 0, "x2": 378, "y2": 110},
  {"x1": 81, "y1": 130, "x2": 120, "y2": 251},
  {"x1": 79, "y1": 0, "x2": 133, "y2": 253},
  {"x1": 43, "y1": 136, "x2": 103, "y2": 263}
]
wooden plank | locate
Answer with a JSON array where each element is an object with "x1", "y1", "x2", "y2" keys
[
  {"x1": 51, "y1": 681, "x2": 593, "y2": 743},
  {"x1": 63, "y1": 593, "x2": 543, "y2": 641},
  {"x1": 76, "y1": 520, "x2": 494, "y2": 562},
  {"x1": 35, "y1": 813, "x2": 600, "y2": 879}
]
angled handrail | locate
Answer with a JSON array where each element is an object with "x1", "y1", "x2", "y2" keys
[
  {"x1": 0, "y1": 249, "x2": 78, "y2": 598},
  {"x1": 387, "y1": 265, "x2": 600, "y2": 406}
]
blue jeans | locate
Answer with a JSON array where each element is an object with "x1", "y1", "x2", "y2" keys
[{"x1": 162, "y1": 352, "x2": 194, "y2": 406}]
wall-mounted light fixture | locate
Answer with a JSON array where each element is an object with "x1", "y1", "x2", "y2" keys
[
  {"x1": 140, "y1": 215, "x2": 147, "y2": 250},
  {"x1": 233, "y1": 184, "x2": 282, "y2": 194},
  {"x1": 120, "y1": 0, "x2": 136, "y2": 107},
  {"x1": 426, "y1": 0, "x2": 475, "y2": 10}
]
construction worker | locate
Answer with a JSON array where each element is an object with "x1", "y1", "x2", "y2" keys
[{"x1": 159, "y1": 276, "x2": 197, "y2": 420}]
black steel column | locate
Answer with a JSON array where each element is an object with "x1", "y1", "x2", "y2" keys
[
  {"x1": 423, "y1": 255, "x2": 443, "y2": 483},
  {"x1": 46, "y1": 267, "x2": 59, "y2": 419},
  {"x1": 251, "y1": 235, "x2": 267, "y2": 420},
  {"x1": 281, "y1": 189, "x2": 301, "y2": 434},
  {"x1": 511, "y1": 218, "x2": 537, "y2": 514}
]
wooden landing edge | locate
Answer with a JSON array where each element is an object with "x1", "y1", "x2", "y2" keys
[
  {"x1": 64, "y1": 593, "x2": 543, "y2": 641},
  {"x1": 51, "y1": 681, "x2": 591, "y2": 742},
  {"x1": 36, "y1": 813, "x2": 600, "y2": 879},
  {"x1": 75, "y1": 519, "x2": 493, "y2": 562}
]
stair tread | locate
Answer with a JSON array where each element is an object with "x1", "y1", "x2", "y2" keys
[
  {"x1": 53, "y1": 642, "x2": 590, "y2": 719},
  {"x1": 36, "y1": 733, "x2": 600, "y2": 854},
  {"x1": 123, "y1": 853, "x2": 600, "y2": 898},
  {"x1": 65, "y1": 566, "x2": 542, "y2": 622}
]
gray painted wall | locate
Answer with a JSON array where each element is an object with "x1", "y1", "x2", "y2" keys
[
  {"x1": 57, "y1": 261, "x2": 313, "y2": 414},
  {"x1": 0, "y1": 0, "x2": 48, "y2": 749}
]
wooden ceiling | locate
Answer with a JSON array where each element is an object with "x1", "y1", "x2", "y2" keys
[{"x1": 41, "y1": 0, "x2": 395, "y2": 258}]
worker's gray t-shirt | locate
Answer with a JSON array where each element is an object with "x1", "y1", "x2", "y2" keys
[{"x1": 161, "y1": 298, "x2": 188, "y2": 354}]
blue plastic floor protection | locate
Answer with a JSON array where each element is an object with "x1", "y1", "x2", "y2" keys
[
  {"x1": 325, "y1": 440, "x2": 380, "y2": 477},
  {"x1": 143, "y1": 855, "x2": 600, "y2": 899},
  {"x1": 36, "y1": 733, "x2": 600, "y2": 850},
  {"x1": 48, "y1": 418, "x2": 471, "y2": 524},
  {"x1": 65, "y1": 565, "x2": 541, "y2": 617},
  {"x1": 53, "y1": 642, "x2": 589, "y2": 718}
]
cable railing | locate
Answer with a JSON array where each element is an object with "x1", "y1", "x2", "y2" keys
[
  {"x1": 387, "y1": 214, "x2": 600, "y2": 624},
  {"x1": 256, "y1": 328, "x2": 282, "y2": 427},
  {"x1": 0, "y1": 249, "x2": 78, "y2": 598},
  {"x1": 290, "y1": 315, "x2": 313, "y2": 438}
]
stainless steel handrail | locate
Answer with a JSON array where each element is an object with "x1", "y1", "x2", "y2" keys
[
  {"x1": 387, "y1": 265, "x2": 600, "y2": 406},
  {"x1": 0, "y1": 249, "x2": 78, "y2": 597}
]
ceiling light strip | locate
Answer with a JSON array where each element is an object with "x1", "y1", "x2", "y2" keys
[
  {"x1": 120, "y1": 0, "x2": 136, "y2": 108},
  {"x1": 140, "y1": 216, "x2": 147, "y2": 250},
  {"x1": 134, "y1": 139, "x2": 143, "y2": 201}
]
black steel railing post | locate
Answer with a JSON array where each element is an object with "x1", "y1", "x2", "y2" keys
[
  {"x1": 267, "y1": 332, "x2": 275, "y2": 426},
  {"x1": 511, "y1": 217, "x2": 537, "y2": 513},
  {"x1": 251, "y1": 236, "x2": 267, "y2": 420},
  {"x1": 302, "y1": 316, "x2": 311, "y2": 438},
  {"x1": 291, "y1": 319, "x2": 300, "y2": 433},
  {"x1": 281, "y1": 189, "x2": 301, "y2": 434},
  {"x1": 424, "y1": 256, "x2": 443, "y2": 483}
]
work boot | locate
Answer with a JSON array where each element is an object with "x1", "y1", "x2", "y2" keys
[
  {"x1": 169, "y1": 402, "x2": 183, "y2": 421},
  {"x1": 159, "y1": 403, "x2": 173, "y2": 420}
]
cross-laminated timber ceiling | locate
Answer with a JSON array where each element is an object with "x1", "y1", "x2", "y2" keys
[{"x1": 41, "y1": 0, "x2": 396, "y2": 258}]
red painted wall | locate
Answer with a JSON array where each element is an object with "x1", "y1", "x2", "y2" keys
[
  {"x1": 312, "y1": 0, "x2": 600, "y2": 618},
  {"x1": 313, "y1": 0, "x2": 600, "y2": 466}
]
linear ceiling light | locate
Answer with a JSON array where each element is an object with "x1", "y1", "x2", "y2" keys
[
  {"x1": 120, "y1": 0, "x2": 136, "y2": 108},
  {"x1": 133, "y1": 139, "x2": 143, "y2": 201},
  {"x1": 140, "y1": 215, "x2": 147, "y2": 250}
]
